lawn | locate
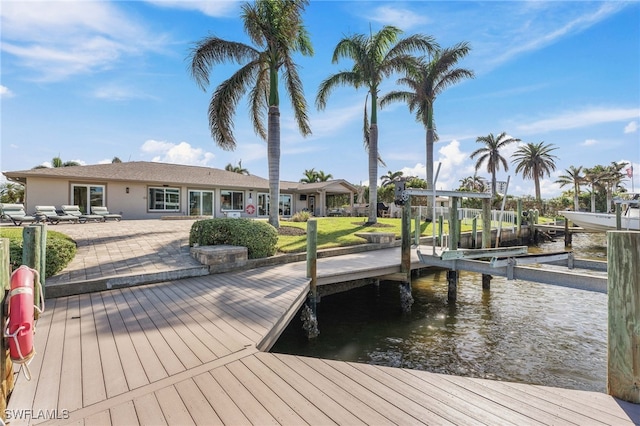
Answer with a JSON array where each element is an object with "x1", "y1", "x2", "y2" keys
[{"x1": 276, "y1": 216, "x2": 483, "y2": 253}]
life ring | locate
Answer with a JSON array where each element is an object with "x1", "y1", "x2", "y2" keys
[
  {"x1": 4, "y1": 265, "x2": 43, "y2": 380},
  {"x1": 245, "y1": 204, "x2": 256, "y2": 215}
]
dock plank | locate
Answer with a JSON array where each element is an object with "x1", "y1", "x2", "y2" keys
[
  {"x1": 155, "y1": 385, "x2": 196, "y2": 426},
  {"x1": 192, "y1": 371, "x2": 250, "y2": 425},
  {"x1": 110, "y1": 290, "x2": 167, "y2": 383},
  {"x1": 208, "y1": 366, "x2": 279, "y2": 425},
  {"x1": 90, "y1": 293, "x2": 128, "y2": 398},
  {"x1": 83, "y1": 410, "x2": 110, "y2": 426},
  {"x1": 31, "y1": 298, "x2": 66, "y2": 413},
  {"x1": 109, "y1": 400, "x2": 138, "y2": 426},
  {"x1": 226, "y1": 358, "x2": 307, "y2": 425},
  {"x1": 99, "y1": 292, "x2": 149, "y2": 390},
  {"x1": 133, "y1": 393, "x2": 167, "y2": 426},
  {"x1": 174, "y1": 379, "x2": 222, "y2": 425},
  {"x1": 58, "y1": 296, "x2": 83, "y2": 412},
  {"x1": 256, "y1": 352, "x2": 366, "y2": 425},
  {"x1": 240, "y1": 355, "x2": 335, "y2": 425}
]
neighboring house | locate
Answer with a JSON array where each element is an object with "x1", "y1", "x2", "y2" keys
[{"x1": 2, "y1": 161, "x2": 357, "y2": 220}]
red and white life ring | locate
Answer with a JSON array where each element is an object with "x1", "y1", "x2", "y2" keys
[
  {"x1": 245, "y1": 204, "x2": 256, "y2": 215},
  {"x1": 4, "y1": 265, "x2": 43, "y2": 380}
]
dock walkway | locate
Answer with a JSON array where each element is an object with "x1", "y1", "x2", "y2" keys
[{"x1": 5, "y1": 220, "x2": 640, "y2": 425}]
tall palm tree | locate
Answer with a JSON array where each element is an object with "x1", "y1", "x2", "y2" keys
[
  {"x1": 225, "y1": 160, "x2": 250, "y2": 175},
  {"x1": 458, "y1": 175, "x2": 487, "y2": 192},
  {"x1": 300, "y1": 168, "x2": 318, "y2": 183},
  {"x1": 555, "y1": 165, "x2": 584, "y2": 211},
  {"x1": 380, "y1": 42, "x2": 474, "y2": 199},
  {"x1": 381, "y1": 170, "x2": 404, "y2": 187},
  {"x1": 470, "y1": 132, "x2": 520, "y2": 199},
  {"x1": 583, "y1": 165, "x2": 607, "y2": 212},
  {"x1": 316, "y1": 25, "x2": 436, "y2": 224},
  {"x1": 601, "y1": 161, "x2": 627, "y2": 211},
  {"x1": 315, "y1": 170, "x2": 333, "y2": 182},
  {"x1": 189, "y1": 0, "x2": 313, "y2": 228},
  {"x1": 511, "y1": 141, "x2": 558, "y2": 202}
]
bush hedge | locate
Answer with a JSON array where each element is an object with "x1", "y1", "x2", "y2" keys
[
  {"x1": 189, "y1": 218, "x2": 278, "y2": 259},
  {"x1": 3, "y1": 229, "x2": 77, "y2": 278}
]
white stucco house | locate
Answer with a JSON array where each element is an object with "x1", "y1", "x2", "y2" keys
[{"x1": 2, "y1": 161, "x2": 358, "y2": 220}]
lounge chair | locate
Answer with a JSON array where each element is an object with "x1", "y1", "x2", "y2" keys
[
  {"x1": 91, "y1": 206, "x2": 122, "y2": 222},
  {"x1": 34, "y1": 205, "x2": 80, "y2": 225},
  {"x1": 0, "y1": 203, "x2": 37, "y2": 226},
  {"x1": 60, "y1": 205, "x2": 104, "y2": 223}
]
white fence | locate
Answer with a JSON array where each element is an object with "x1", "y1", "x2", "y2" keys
[{"x1": 411, "y1": 206, "x2": 516, "y2": 231}]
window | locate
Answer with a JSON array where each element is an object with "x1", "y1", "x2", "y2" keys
[
  {"x1": 72, "y1": 184, "x2": 105, "y2": 214},
  {"x1": 257, "y1": 193, "x2": 269, "y2": 216},
  {"x1": 148, "y1": 187, "x2": 180, "y2": 211},
  {"x1": 280, "y1": 194, "x2": 292, "y2": 216},
  {"x1": 220, "y1": 190, "x2": 244, "y2": 210},
  {"x1": 189, "y1": 190, "x2": 214, "y2": 216}
]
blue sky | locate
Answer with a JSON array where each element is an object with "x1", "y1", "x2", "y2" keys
[{"x1": 2, "y1": 0, "x2": 639, "y2": 198}]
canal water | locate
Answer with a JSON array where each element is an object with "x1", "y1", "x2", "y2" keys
[{"x1": 271, "y1": 232, "x2": 609, "y2": 392}]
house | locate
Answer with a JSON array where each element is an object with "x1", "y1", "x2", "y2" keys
[{"x1": 2, "y1": 161, "x2": 358, "y2": 220}]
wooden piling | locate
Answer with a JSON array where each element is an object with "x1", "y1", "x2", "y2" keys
[
  {"x1": 306, "y1": 220, "x2": 318, "y2": 312},
  {"x1": 564, "y1": 219, "x2": 572, "y2": 247},
  {"x1": 401, "y1": 204, "x2": 411, "y2": 282},
  {"x1": 22, "y1": 225, "x2": 44, "y2": 314},
  {"x1": 607, "y1": 231, "x2": 640, "y2": 403},
  {"x1": 1, "y1": 239, "x2": 14, "y2": 421},
  {"x1": 471, "y1": 217, "x2": 477, "y2": 249},
  {"x1": 482, "y1": 198, "x2": 492, "y2": 291},
  {"x1": 615, "y1": 204, "x2": 622, "y2": 230},
  {"x1": 447, "y1": 270, "x2": 458, "y2": 302},
  {"x1": 516, "y1": 199, "x2": 522, "y2": 239},
  {"x1": 437, "y1": 215, "x2": 443, "y2": 246},
  {"x1": 414, "y1": 214, "x2": 420, "y2": 246},
  {"x1": 449, "y1": 197, "x2": 459, "y2": 251}
]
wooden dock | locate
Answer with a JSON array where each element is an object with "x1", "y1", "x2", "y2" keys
[{"x1": 6, "y1": 248, "x2": 640, "y2": 425}]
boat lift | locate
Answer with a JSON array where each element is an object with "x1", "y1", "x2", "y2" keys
[{"x1": 394, "y1": 175, "x2": 607, "y2": 298}]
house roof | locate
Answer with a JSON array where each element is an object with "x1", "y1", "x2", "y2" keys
[
  {"x1": 3, "y1": 161, "x2": 358, "y2": 194},
  {"x1": 282, "y1": 179, "x2": 358, "y2": 194},
  {"x1": 3, "y1": 161, "x2": 270, "y2": 189}
]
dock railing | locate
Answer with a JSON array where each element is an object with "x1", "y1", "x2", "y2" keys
[{"x1": 412, "y1": 206, "x2": 516, "y2": 230}]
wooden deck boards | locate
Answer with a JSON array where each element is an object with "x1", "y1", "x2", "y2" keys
[{"x1": 6, "y1": 251, "x2": 639, "y2": 426}]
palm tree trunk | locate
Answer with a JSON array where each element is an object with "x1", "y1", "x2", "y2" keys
[
  {"x1": 573, "y1": 183, "x2": 580, "y2": 211},
  {"x1": 268, "y1": 106, "x2": 280, "y2": 228},
  {"x1": 425, "y1": 126, "x2": 435, "y2": 220},
  {"x1": 591, "y1": 187, "x2": 596, "y2": 213},
  {"x1": 368, "y1": 123, "x2": 378, "y2": 224},
  {"x1": 534, "y1": 177, "x2": 541, "y2": 203}
]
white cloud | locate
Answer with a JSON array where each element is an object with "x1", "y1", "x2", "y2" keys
[
  {"x1": 0, "y1": 85, "x2": 14, "y2": 98},
  {"x1": 624, "y1": 121, "x2": 638, "y2": 134},
  {"x1": 144, "y1": 0, "x2": 240, "y2": 17},
  {"x1": 1, "y1": 2, "x2": 165, "y2": 81},
  {"x1": 436, "y1": 140, "x2": 470, "y2": 190},
  {"x1": 92, "y1": 84, "x2": 156, "y2": 101},
  {"x1": 366, "y1": 6, "x2": 429, "y2": 30},
  {"x1": 582, "y1": 139, "x2": 598, "y2": 147},
  {"x1": 517, "y1": 107, "x2": 640, "y2": 134},
  {"x1": 140, "y1": 139, "x2": 215, "y2": 166}
]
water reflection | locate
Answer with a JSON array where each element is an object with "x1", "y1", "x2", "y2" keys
[{"x1": 271, "y1": 235, "x2": 608, "y2": 392}]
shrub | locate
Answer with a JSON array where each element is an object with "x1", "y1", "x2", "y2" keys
[
  {"x1": 3, "y1": 229, "x2": 77, "y2": 278},
  {"x1": 189, "y1": 218, "x2": 278, "y2": 259},
  {"x1": 291, "y1": 211, "x2": 312, "y2": 222}
]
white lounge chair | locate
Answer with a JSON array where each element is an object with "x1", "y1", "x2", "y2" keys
[
  {"x1": 35, "y1": 205, "x2": 80, "y2": 225},
  {"x1": 60, "y1": 205, "x2": 104, "y2": 223},
  {"x1": 0, "y1": 203, "x2": 37, "y2": 226},
  {"x1": 91, "y1": 206, "x2": 122, "y2": 221}
]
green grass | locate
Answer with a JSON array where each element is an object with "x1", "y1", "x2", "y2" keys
[{"x1": 276, "y1": 217, "x2": 483, "y2": 253}]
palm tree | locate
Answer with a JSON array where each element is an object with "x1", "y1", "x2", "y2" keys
[
  {"x1": 471, "y1": 132, "x2": 520, "y2": 199},
  {"x1": 511, "y1": 141, "x2": 558, "y2": 202},
  {"x1": 380, "y1": 42, "x2": 474, "y2": 199},
  {"x1": 458, "y1": 175, "x2": 487, "y2": 192},
  {"x1": 316, "y1": 25, "x2": 436, "y2": 224},
  {"x1": 583, "y1": 166, "x2": 607, "y2": 212},
  {"x1": 381, "y1": 170, "x2": 404, "y2": 187},
  {"x1": 555, "y1": 165, "x2": 584, "y2": 211},
  {"x1": 112, "y1": 156, "x2": 123, "y2": 163},
  {"x1": 225, "y1": 160, "x2": 250, "y2": 175},
  {"x1": 601, "y1": 161, "x2": 627, "y2": 211},
  {"x1": 189, "y1": 0, "x2": 313, "y2": 228},
  {"x1": 315, "y1": 170, "x2": 333, "y2": 182},
  {"x1": 300, "y1": 168, "x2": 318, "y2": 183},
  {"x1": 0, "y1": 182, "x2": 24, "y2": 203},
  {"x1": 32, "y1": 156, "x2": 81, "y2": 169}
]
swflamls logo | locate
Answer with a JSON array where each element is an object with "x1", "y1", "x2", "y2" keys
[{"x1": 5, "y1": 409, "x2": 70, "y2": 420}]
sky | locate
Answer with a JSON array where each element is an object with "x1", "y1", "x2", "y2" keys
[{"x1": 1, "y1": 0, "x2": 639, "y2": 199}]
